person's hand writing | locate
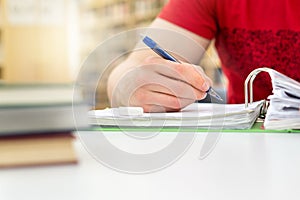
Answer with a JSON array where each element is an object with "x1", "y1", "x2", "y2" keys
[{"x1": 109, "y1": 56, "x2": 212, "y2": 112}]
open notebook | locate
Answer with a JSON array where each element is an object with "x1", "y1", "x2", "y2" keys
[{"x1": 89, "y1": 100, "x2": 264, "y2": 130}]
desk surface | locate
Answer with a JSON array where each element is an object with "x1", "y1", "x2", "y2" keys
[{"x1": 1, "y1": 132, "x2": 300, "y2": 200}]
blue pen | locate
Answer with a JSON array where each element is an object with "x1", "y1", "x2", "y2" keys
[{"x1": 142, "y1": 35, "x2": 223, "y2": 102}]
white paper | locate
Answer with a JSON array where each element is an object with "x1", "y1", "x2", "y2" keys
[
  {"x1": 264, "y1": 69, "x2": 300, "y2": 130},
  {"x1": 89, "y1": 101, "x2": 263, "y2": 130}
]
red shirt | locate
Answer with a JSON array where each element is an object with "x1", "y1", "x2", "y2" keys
[{"x1": 159, "y1": 0, "x2": 300, "y2": 104}]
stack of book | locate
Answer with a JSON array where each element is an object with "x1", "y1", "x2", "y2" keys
[{"x1": 0, "y1": 84, "x2": 89, "y2": 168}]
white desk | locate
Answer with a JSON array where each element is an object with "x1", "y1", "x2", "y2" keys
[{"x1": 1, "y1": 132, "x2": 300, "y2": 200}]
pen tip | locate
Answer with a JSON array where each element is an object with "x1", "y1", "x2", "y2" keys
[
  {"x1": 215, "y1": 94, "x2": 223, "y2": 102},
  {"x1": 208, "y1": 87, "x2": 223, "y2": 102}
]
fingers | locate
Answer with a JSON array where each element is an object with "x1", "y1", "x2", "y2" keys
[
  {"x1": 126, "y1": 62, "x2": 208, "y2": 101},
  {"x1": 109, "y1": 56, "x2": 212, "y2": 112},
  {"x1": 142, "y1": 82, "x2": 206, "y2": 100},
  {"x1": 144, "y1": 56, "x2": 212, "y2": 92},
  {"x1": 130, "y1": 88, "x2": 196, "y2": 112}
]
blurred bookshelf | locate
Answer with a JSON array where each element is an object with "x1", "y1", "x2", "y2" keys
[
  {"x1": 0, "y1": 0, "x2": 4, "y2": 83},
  {"x1": 0, "y1": 0, "x2": 78, "y2": 84},
  {"x1": 79, "y1": 0, "x2": 168, "y2": 61}
]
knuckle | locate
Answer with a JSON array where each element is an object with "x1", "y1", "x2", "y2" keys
[{"x1": 173, "y1": 64, "x2": 185, "y2": 76}]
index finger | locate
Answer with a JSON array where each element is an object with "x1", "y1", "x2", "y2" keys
[{"x1": 147, "y1": 57, "x2": 211, "y2": 92}]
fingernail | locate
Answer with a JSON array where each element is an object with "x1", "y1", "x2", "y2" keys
[{"x1": 197, "y1": 92, "x2": 207, "y2": 100}]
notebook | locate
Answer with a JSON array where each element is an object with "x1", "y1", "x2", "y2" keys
[{"x1": 88, "y1": 100, "x2": 264, "y2": 130}]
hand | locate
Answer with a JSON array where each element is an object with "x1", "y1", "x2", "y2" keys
[{"x1": 109, "y1": 56, "x2": 212, "y2": 112}]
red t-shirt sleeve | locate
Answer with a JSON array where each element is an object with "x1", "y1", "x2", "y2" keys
[{"x1": 158, "y1": 0, "x2": 217, "y2": 40}]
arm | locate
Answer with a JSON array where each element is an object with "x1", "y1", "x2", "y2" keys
[{"x1": 107, "y1": 18, "x2": 212, "y2": 112}]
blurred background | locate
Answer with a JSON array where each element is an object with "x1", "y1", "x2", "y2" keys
[{"x1": 0, "y1": 0, "x2": 223, "y2": 108}]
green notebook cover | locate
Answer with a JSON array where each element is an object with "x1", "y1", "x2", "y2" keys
[{"x1": 90, "y1": 122, "x2": 300, "y2": 133}]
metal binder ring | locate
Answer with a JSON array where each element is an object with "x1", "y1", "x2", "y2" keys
[{"x1": 244, "y1": 67, "x2": 273, "y2": 108}]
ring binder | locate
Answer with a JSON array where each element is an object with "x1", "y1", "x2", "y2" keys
[
  {"x1": 244, "y1": 67, "x2": 300, "y2": 130},
  {"x1": 244, "y1": 67, "x2": 273, "y2": 107}
]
